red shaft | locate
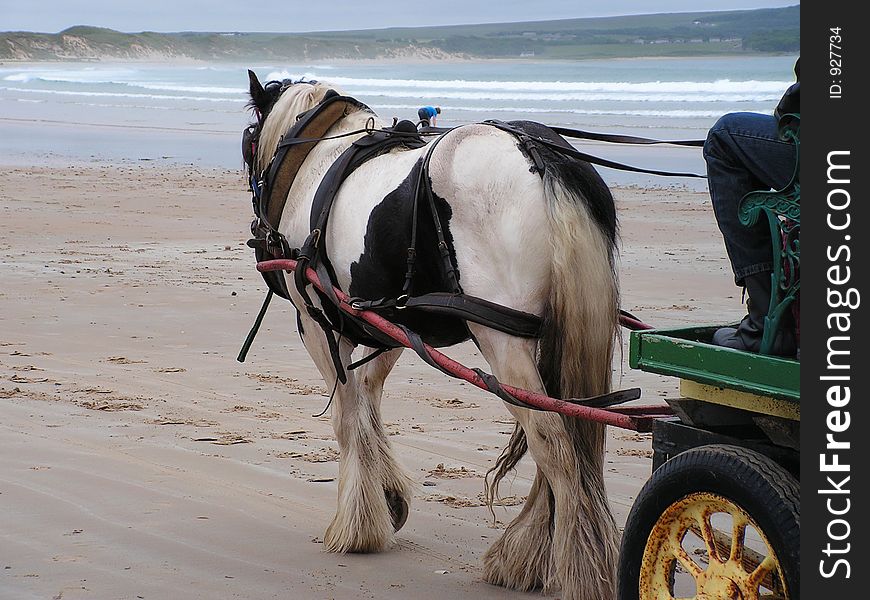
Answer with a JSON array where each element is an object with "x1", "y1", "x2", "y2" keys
[{"x1": 257, "y1": 258, "x2": 661, "y2": 430}]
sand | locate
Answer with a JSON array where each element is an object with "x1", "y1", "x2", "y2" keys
[{"x1": 0, "y1": 165, "x2": 738, "y2": 599}]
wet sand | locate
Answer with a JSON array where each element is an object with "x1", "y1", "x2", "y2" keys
[{"x1": 0, "y1": 165, "x2": 738, "y2": 599}]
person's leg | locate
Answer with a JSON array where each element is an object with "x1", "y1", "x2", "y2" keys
[
  {"x1": 703, "y1": 112, "x2": 796, "y2": 285},
  {"x1": 703, "y1": 112, "x2": 798, "y2": 354}
]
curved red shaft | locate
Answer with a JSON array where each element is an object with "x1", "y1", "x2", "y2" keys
[{"x1": 257, "y1": 258, "x2": 669, "y2": 431}]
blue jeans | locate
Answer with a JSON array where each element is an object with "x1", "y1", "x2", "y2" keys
[{"x1": 703, "y1": 112, "x2": 797, "y2": 285}]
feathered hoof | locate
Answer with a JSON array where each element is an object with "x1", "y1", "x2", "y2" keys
[
  {"x1": 482, "y1": 529, "x2": 553, "y2": 593},
  {"x1": 323, "y1": 484, "x2": 396, "y2": 553},
  {"x1": 323, "y1": 511, "x2": 394, "y2": 553}
]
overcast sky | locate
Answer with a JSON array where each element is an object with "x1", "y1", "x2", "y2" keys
[{"x1": 2, "y1": 1, "x2": 799, "y2": 34}]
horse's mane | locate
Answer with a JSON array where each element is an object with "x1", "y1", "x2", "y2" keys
[
  {"x1": 256, "y1": 81, "x2": 371, "y2": 170},
  {"x1": 256, "y1": 81, "x2": 336, "y2": 172}
]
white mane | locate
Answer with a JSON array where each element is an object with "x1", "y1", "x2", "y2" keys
[
  {"x1": 256, "y1": 82, "x2": 334, "y2": 173},
  {"x1": 255, "y1": 81, "x2": 380, "y2": 174}
]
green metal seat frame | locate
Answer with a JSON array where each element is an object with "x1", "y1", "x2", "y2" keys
[{"x1": 737, "y1": 113, "x2": 800, "y2": 355}]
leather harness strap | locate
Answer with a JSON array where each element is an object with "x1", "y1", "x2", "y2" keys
[
  {"x1": 402, "y1": 130, "x2": 461, "y2": 296},
  {"x1": 549, "y1": 125, "x2": 704, "y2": 147},
  {"x1": 421, "y1": 123, "x2": 705, "y2": 147},
  {"x1": 350, "y1": 292, "x2": 542, "y2": 339},
  {"x1": 484, "y1": 120, "x2": 706, "y2": 179},
  {"x1": 260, "y1": 92, "x2": 370, "y2": 229},
  {"x1": 419, "y1": 123, "x2": 707, "y2": 178}
]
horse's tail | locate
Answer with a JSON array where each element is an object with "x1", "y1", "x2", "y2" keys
[
  {"x1": 539, "y1": 159, "x2": 618, "y2": 401},
  {"x1": 486, "y1": 155, "x2": 621, "y2": 593},
  {"x1": 542, "y1": 158, "x2": 622, "y2": 592}
]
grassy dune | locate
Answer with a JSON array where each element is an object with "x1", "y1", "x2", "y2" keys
[{"x1": 0, "y1": 6, "x2": 799, "y2": 61}]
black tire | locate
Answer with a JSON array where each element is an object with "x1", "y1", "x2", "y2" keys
[{"x1": 618, "y1": 444, "x2": 800, "y2": 600}]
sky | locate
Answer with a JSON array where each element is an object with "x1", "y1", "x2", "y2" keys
[{"x1": 1, "y1": 1, "x2": 799, "y2": 34}]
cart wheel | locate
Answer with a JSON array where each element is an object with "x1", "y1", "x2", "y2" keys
[{"x1": 618, "y1": 444, "x2": 799, "y2": 600}]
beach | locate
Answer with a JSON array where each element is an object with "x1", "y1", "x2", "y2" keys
[
  {"x1": 0, "y1": 55, "x2": 759, "y2": 598},
  {"x1": 0, "y1": 161, "x2": 739, "y2": 599}
]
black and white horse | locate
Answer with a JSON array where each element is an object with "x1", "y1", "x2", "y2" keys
[{"x1": 245, "y1": 71, "x2": 621, "y2": 599}]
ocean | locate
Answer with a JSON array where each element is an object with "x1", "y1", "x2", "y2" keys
[{"x1": 0, "y1": 55, "x2": 798, "y2": 189}]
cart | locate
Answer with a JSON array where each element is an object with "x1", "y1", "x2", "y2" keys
[
  {"x1": 617, "y1": 113, "x2": 800, "y2": 600},
  {"x1": 617, "y1": 325, "x2": 800, "y2": 599}
]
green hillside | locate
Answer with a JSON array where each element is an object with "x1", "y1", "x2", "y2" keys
[{"x1": 0, "y1": 6, "x2": 799, "y2": 61}]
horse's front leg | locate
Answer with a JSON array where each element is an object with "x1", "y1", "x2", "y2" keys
[
  {"x1": 295, "y1": 309, "x2": 408, "y2": 552},
  {"x1": 325, "y1": 346, "x2": 411, "y2": 553}
]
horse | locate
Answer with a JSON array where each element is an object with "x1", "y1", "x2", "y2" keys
[{"x1": 243, "y1": 70, "x2": 622, "y2": 599}]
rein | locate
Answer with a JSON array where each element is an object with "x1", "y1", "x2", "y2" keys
[{"x1": 420, "y1": 123, "x2": 707, "y2": 179}]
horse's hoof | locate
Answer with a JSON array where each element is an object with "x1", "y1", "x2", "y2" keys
[{"x1": 385, "y1": 489, "x2": 409, "y2": 532}]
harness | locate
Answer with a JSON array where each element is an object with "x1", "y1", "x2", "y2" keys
[
  {"x1": 240, "y1": 92, "x2": 546, "y2": 383},
  {"x1": 240, "y1": 88, "x2": 698, "y2": 385}
]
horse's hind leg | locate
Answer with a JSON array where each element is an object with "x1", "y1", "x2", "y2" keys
[
  {"x1": 466, "y1": 327, "x2": 557, "y2": 591},
  {"x1": 292, "y1": 307, "x2": 409, "y2": 552},
  {"x1": 471, "y1": 326, "x2": 617, "y2": 600},
  {"x1": 484, "y1": 466, "x2": 556, "y2": 591}
]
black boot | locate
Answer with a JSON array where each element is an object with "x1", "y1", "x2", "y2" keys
[{"x1": 713, "y1": 272, "x2": 796, "y2": 356}]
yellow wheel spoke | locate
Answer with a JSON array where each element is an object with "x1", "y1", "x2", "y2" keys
[
  {"x1": 673, "y1": 544, "x2": 704, "y2": 580},
  {"x1": 695, "y1": 510, "x2": 721, "y2": 563},
  {"x1": 729, "y1": 514, "x2": 748, "y2": 564},
  {"x1": 749, "y1": 555, "x2": 777, "y2": 586}
]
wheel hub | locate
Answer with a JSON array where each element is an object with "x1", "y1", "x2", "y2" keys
[{"x1": 696, "y1": 573, "x2": 745, "y2": 599}]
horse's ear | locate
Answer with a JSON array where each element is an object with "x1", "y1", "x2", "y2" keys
[{"x1": 248, "y1": 69, "x2": 267, "y2": 111}]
